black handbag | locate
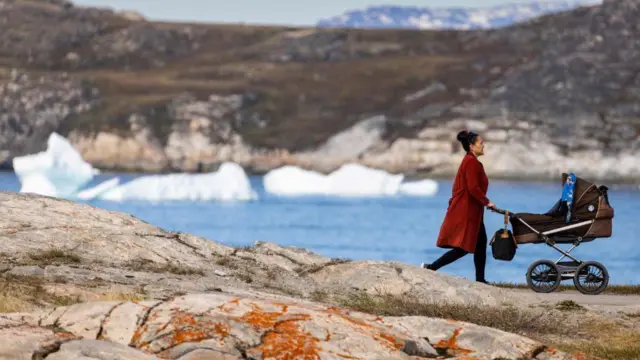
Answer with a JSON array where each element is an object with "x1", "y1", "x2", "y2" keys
[{"x1": 490, "y1": 211, "x2": 517, "y2": 261}]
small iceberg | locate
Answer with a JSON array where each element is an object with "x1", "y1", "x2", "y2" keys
[
  {"x1": 398, "y1": 179, "x2": 439, "y2": 196},
  {"x1": 12, "y1": 133, "x2": 257, "y2": 203},
  {"x1": 263, "y1": 163, "x2": 438, "y2": 197},
  {"x1": 76, "y1": 178, "x2": 121, "y2": 200},
  {"x1": 96, "y1": 162, "x2": 258, "y2": 202},
  {"x1": 12, "y1": 132, "x2": 98, "y2": 198}
]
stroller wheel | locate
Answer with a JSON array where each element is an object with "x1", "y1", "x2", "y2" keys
[
  {"x1": 526, "y1": 260, "x2": 562, "y2": 293},
  {"x1": 573, "y1": 261, "x2": 609, "y2": 295}
]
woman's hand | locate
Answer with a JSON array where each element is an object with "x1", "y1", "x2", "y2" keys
[{"x1": 487, "y1": 201, "x2": 497, "y2": 210}]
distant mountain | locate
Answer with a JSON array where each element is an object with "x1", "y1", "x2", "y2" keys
[{"x1": 316, "y1": 0, "x2": 601, "y2": 29}]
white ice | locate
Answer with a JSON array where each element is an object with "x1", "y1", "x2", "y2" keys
[
  {"x1": 97, "y1": 162, "x2": 257, "y2": 202},
  {"x1": 75, "y1": 177, "x2": 121, "y2": 200},
  {"x1": 399, "y1": 179, "x2": 439, "y2": 196},
  {"x1": 263, "y1": 163, "x2": 438, "y2": 197},
  {"x1": 12, "y1": 132, "x2": 98, "y2": 198}
]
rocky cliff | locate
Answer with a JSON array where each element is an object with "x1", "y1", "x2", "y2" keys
[
  {"x1": 1, "y1": 0, "x2": 639, "y2": 181},
  {"x1": 2, "y1": 191, "x2": 634, "y2": 359}
]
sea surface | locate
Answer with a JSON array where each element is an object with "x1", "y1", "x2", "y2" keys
[{"x1": 1, "y1": 171, "x2": 638, "y2": 285}]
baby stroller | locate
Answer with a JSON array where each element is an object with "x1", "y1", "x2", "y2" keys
[{"x1": 491, "y1": 173, "x2": 614, "y2": 295}]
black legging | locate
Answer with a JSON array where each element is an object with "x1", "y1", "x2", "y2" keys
[{"x1": 430, "y1": 222, "x2": 487, "y2": 282}]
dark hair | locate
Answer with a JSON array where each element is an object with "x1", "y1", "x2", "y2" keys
[{"x1": 457, "y1": 130, "x2": 479, "y2": 152}]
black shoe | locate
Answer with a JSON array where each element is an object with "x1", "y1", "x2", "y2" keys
[
  {"x1": 420, "y1": 263, "x2": 435, "y2": 270},
  {"x1": 477, "y1": 279, "x2": 491, "y2": 285}
]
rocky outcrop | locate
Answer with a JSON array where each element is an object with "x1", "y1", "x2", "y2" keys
[
  {"x1": 0, "y1": 70, "x2": 98, "y2": 166},
  {"x1": 1, "y1": 0, "x2": 639, "y2": 180},
  {"x1": 67, "y1": 93, "x2": 261, "y2": 173},
  {"x1": 0, "y1": 191, "x2": 525, "y2": 306},
  {"x1": 0, "y1": 191, "x2": 623, "y2": 359},
  {"x1": 0, "y1": 290, "x2": 581, "y2": 359}
]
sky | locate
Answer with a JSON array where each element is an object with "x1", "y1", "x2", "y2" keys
[{"x1": 72, "y1": 0, "x2": 552, "y2": 26}]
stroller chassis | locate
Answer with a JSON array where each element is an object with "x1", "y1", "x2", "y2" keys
[{"x1": 495, "y1": 209, "x2": 610, "y2": 295}]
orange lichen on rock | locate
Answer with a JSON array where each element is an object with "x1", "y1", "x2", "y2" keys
[
  {"x1": 433, "y1": 327, "x2": 472, "y2": 355},
  {"x1": 134, "y1": 308, "x2": 233, "y2": 357},
  {"x1": 325, "y1": 306, "x2": 405, "y2": 350},
  {"x1": 248, "y1": 317, "x2": 321, "y2": 360},
  {"x1": 168, "y1": 310, "x2": 231, "y2": 345},
  {"x1": 376, "y1": 332, "x2": 404, "y2": 350},
  {"x1": 326, "y1": 307, "x2": 371, "y2": 329},
  {"x1": 217, "y1": 298, "x2": 241, "y2": 313},
  {"x1": 572, "y1": 353, "x2": 589, "y2": 360},
  {"x1": 214, "y1": 322, "x2": 230, "y2": 339},
  {"x1": 130, "y1": 323, "x2": 146, "y2": 345},
  {"x1": 545, "y1": 347, "x2": 558, "y2": 354},
  {"x1": 54, "y1": 331, "x2": 78, "y2": 340},
  {"x1": 235, "y1": 303, "x2": 289, "y2": 330}
]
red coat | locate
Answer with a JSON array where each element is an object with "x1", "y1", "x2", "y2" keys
[{"x1": 436, "y1": 152, "x2": 490, "y2": 253}]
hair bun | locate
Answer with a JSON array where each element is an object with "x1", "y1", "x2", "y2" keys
[{"x1": 457, "y1": 130, "x2": 469, "y2": 143}]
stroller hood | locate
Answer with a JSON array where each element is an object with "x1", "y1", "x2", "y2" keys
[{"x1": 510, "y1": 173, "x2": 614, "y2": 244}]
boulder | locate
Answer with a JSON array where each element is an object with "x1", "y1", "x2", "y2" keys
[{"x1": 0, "y1": 290, "x2": 580, "y2": 359}]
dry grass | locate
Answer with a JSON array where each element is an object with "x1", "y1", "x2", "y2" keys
[
  {"x1": 555, "y1": 300, "x2": 585, "y2": 311},
  {"x1": 493, "y1": 282, "x2": 640, "y2": 295},
  {"x1": 551, "y1": 321, "x2": 640, "y2": 360},
  {"x1": 0, "y1": 276, "x2": 82, "y2": 313},
  {"x1": 336, "y1": 291, "x2": 566, "y2": 336},
  {"x1": 262, "y1": 282, "x2": 303, "y2": 297},
  {"x1": 236, "y1": 272, "x2": 253, "y2": 284},
  {"x1": 215, "y1": 256, "x2": 239, "y2": 269},
  {"x1": 124, "y1": 259, "x2": 205, "y2": 276},
  {"x1": 0, "y1": 273, "x2": 148, "y2": 313},
  {"x1": 27, "y1": 249, "x2": 81, "y2": 265},
  {"x1": 310, "y1": 290, "x2": 329, "y2": 303}
]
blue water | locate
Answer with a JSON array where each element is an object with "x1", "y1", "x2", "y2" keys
[{"x1": 1, "y1": 172, "x2": 638, "y2": 285}]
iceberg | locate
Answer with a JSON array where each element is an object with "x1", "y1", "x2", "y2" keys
[
  {"x1": 263, "y1": 163, "x2": 438, "y2": 197},
  {"x1": 399, "y1": 179, "x2": 439, "y2": 196},
  {"x1": 97, "y1": 162, "x2": 257, "y2": 202},
  {"x1": 75, "y1": 177, "x2": 121, "y2": 200},
  {"x1": 12, "y1": 132, "x2": 98, "y2": 198}
]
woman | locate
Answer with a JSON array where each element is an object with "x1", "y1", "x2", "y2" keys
[{"x1": 420, "y1": 130, "x2": 497, "y2": 284}]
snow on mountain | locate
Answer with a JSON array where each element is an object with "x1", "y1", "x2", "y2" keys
[{"x1": 316, "y1": 0, "x2": 602, "y2": 30}]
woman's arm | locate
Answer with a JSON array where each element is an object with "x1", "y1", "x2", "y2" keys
[{"x1": 465, "y1": 160, "x2": 490, "y2": 206}]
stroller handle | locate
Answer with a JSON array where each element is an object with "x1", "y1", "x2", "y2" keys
[{"x1": 489, "y1": 207, "x2": 510, "y2": 215}]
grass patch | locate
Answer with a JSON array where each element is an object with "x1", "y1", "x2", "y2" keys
[
  {"x1": 124, "y1": 259, "x2": 205, "y2": 276},
  {"x1": 215, "y1": 256, "x2": 239, "y2": 269},
  {"x1": 266, "y1": 267, "x2": 278, "y2": 281},
  {"x1": 555, "y1": 300, "x2": 585, "y2": 311},
  {"x1": 494, "y1": 282, "x2": 640, "y2": 295},
  {"x1": 336, "y1": 291, "x2": 567, "y2": 336},
  {"x1": 552, "y1": 321, "x2": 640, "y2": 360},
  {"x1": 236, "y1": 272, "x2": 253, "y2": 284},
  {"x1": 310, "y1": 290, "x2": 329, "y2": 303},
  {"x1": 0, "y1": 275, "x2": 82, "y2": 313},
  {"x1": 28, "y1": 249, "x2": 81, "y2": 265},
  {"x1": 263, "y1": 283, "x2": 303, "y2": 297}
]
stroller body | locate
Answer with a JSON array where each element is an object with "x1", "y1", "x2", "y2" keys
[{"x1": 494, "y1": 173, "x2": 614, "y2": 295}]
